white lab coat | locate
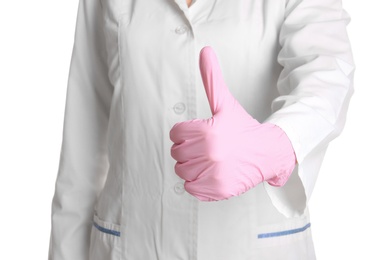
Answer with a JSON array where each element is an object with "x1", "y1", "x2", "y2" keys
[{"x1": 48, "y1": 0, "x2": 355, "y2": 259}]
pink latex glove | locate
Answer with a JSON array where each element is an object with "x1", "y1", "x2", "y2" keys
[{"x1": 170, "y1": 46, "x2": 296, "y2": 201}]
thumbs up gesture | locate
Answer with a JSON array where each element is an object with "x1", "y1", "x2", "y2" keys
[{"x1": 170, "y1": 46, "x2": 296, "y2": 201}]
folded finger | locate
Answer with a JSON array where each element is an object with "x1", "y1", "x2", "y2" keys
[
  {"x1": 170, "y1": 119, "x2": 207, "y2": 144},
  {"x1": 174, "y1": 157, "x2": 210, "y2": 182},
  {"x1": 170, "y1": 137, "x2": 206, "y2": 163}
]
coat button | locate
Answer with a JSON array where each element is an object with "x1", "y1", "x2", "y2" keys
[
  {"x1": 175, "y1": 25, "x2": 188, "y2": 34},
  {"x1": 174, "y1": 182, "x2": 185, "y2": 194},
  {"x1": 173, "y1": 102, "x2": 186, "y2": 114}
]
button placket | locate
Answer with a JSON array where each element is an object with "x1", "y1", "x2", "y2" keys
[
  {"x1": 174, "y1": 182, "x2": 185, "y2": 194},
  {"x1": 173, "y1": 102, "x2": 186, "y2": 114},
  {"x1": 175, "y1": 25, "x2": 188, "y2": 35}
]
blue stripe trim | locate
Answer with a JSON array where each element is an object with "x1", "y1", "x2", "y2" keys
[
  {"x1": 258, "y1": 223, "x2": 311, "y2": 239},
  {"x1": 93, "y1": 222, "x2": 121, "y2": 237}
]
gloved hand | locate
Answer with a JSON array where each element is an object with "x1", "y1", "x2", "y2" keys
[{"x1": 170, "y1": 46, "x2": 297, "y2": 201}]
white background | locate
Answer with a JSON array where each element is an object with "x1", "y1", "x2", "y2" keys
[{"x1": 0, "y1": 0, "x2": 389, "y2": 259}]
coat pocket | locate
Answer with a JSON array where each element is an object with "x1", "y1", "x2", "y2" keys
[
  {"x1": 252, "y1": 215, "x2": 312, "y2": 249},
  {"x1": 89, "y1": 213, "x2": 121, "y2": 260},
  {"x1": 249, "y1": 216, "x2": 316, "y2": 259}
]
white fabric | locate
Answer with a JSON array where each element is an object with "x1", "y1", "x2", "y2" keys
[{"x1": 48, "y1": 0, "x2": 355, "y2": 259}]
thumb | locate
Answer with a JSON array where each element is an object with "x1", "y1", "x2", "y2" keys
[{"x1": 199, "y1": 46, "x2": 230, "y2": 115}]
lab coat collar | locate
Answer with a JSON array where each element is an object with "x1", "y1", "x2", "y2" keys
[
  {"x1": 172, "y1": 0, "x2": 190, "y2": 13},
  {"x1": 171, "y1": 0, "x2": 209, "y2": 25}
]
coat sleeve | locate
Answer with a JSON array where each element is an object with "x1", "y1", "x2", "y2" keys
[
  {"x1": 48, "y1": 0, "x2": 113, "y2": 259},
  {"x1": 263, "y1": 0, "x2": 355, "y2": 217}
]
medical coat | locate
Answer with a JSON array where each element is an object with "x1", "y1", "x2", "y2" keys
[{"x1": 48, "y1": 0, "x2": 355, "y2": 259}]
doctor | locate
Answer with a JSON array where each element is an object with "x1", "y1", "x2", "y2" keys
[{"x1": 48, "y1": 0, "x2": 355, "y2": 259}]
